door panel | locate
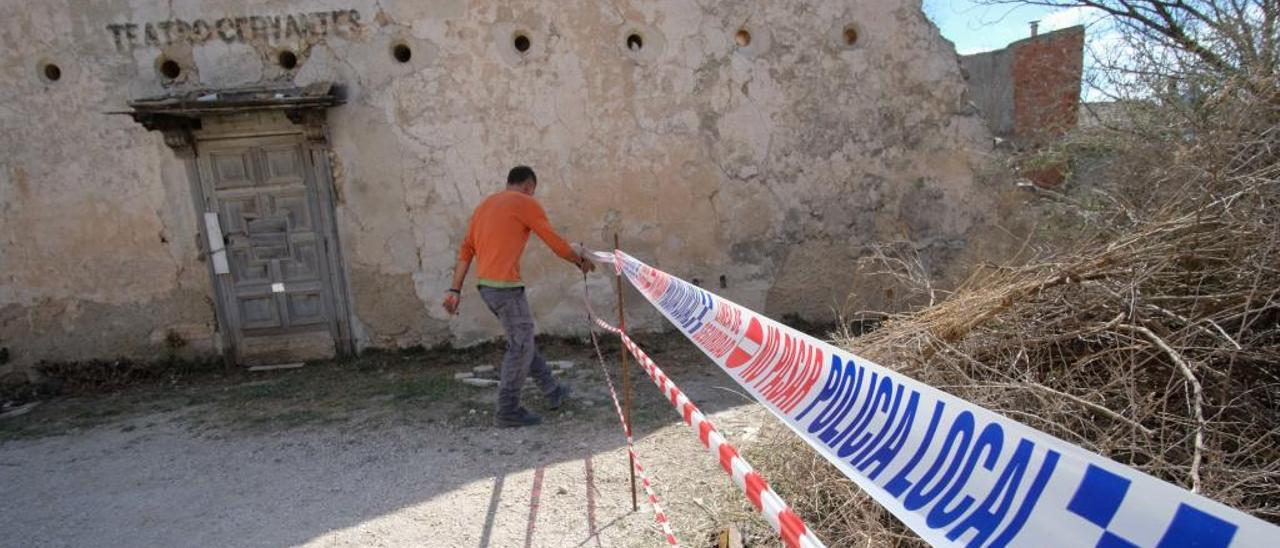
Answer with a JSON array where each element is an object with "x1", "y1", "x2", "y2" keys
[
  {"x1": 261, "y1": 144, "x2": 306, "y2": 184},
  {"x1": 196, "y1": 133, "x2": 341, "y2": 364},
  {"x1": 209, "y1": 150, "x2": 256, "y2": 189},
  {"x1": 286, "y1": 291, "x2": 326, "y2": 325},
  {"x1": 282, "y1": 240, "x2": 321, "y2": 281},
  {"x1": 275, "y1": 193, "x2": 314, "y2": 231},
  {"x1": 239, "y1": 293, "x2": 282, "y2": 330},
  {"x1": 230, "y1": 248, "x2": 272, "y2": 283}
]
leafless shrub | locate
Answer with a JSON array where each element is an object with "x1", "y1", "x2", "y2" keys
[
  {"x1": 738, "y1": 2, "x2": 1280, "y2": 543},
  {"x1": 744, "y1": 161, "x2": 1280, "y2": 544}
]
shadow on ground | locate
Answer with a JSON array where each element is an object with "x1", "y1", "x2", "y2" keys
[{"x1": 0, "y1": 332, "x2": 771, "y2": 547}]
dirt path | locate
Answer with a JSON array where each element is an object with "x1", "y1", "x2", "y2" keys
[{"x1": 0, "y1": 335, "x2": 782, "y2": 547}]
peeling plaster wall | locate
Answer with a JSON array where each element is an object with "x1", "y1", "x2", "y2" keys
[
  {"x1": 0, "y1": 1, "x2": 219, "y2": 378},
  {"x1": 0, "y1": 0, "x2": 998, "y2": 372}
]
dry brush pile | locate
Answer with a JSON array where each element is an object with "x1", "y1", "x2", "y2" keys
[
  {"x1": 747, "y1": 164, "x2": 1280, "y2": 546},
  {"x1": 736, "y1": 51, "x2": 1280, "y2": 548}
]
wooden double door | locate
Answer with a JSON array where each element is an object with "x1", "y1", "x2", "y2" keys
[{"x1": 192, "y1": 115, "x2": 350, "y2": 365}]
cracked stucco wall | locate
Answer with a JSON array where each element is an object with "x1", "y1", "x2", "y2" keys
[{"x1": 0, "y1": 0, "x2": 1000, "y2": 373}]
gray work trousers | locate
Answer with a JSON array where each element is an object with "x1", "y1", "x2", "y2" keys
[{"x1": 478, "y1": 286, "x2": 559, "y2": 414}]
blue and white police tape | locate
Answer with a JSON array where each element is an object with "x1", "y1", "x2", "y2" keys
[{"x1": 587, "y1": 249, "x2": 1278, "y2": 548}]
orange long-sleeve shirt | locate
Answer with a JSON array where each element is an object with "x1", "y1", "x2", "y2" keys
[{"x1": 458, "y1": 190, "x2": 576, "y2": 287}]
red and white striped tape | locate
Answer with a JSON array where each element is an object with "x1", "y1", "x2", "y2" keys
[
  {"x1": 631, "y1": 448, "x2": 679, "y2": 545},
  {"x1": 593, "y1": 317, "x2": 826, "y2": 548},
  {"x1": 585, "y1": 318, "x2": 680, "y2": 545}
]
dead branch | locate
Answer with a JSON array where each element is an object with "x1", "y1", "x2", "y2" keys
[{"x1": 1117, "y1": 323, "x2": 1208, "y2": 492}]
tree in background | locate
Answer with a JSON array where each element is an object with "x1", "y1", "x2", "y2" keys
[
  {"x1": 973, "y1": 0, "x2": 1277, "y2": 208},
  {"x1": 979, "y1": 0, "x2": 1276, "y2": 83}
]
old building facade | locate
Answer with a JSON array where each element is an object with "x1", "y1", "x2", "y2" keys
[{"x1": 0, "y1": 0, "x2": 1000, "y2": 372}]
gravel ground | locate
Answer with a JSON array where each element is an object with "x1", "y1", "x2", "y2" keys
[{"x1": 0, "y1": 336, "x2": 783, "y2": 548}]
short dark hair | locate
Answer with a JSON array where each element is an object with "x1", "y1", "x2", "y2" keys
[{"x1": 507, "y1": 165, "x2": 537, "y2": 186}]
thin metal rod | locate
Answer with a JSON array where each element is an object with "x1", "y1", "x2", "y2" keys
[{"x1": 615, "y1": 232, "x2": 637, "y2": 512}]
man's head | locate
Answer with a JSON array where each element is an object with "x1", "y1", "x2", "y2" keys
[{"x1": 507, "y1": 165, "x2": 537, "y2": 195}]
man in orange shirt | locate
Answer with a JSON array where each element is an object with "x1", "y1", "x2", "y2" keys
[{"x1": 443, "y1": 166, "x2": 596, "y2": 427}]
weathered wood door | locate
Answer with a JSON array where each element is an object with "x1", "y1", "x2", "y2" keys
[{"x1": 193, "y1": 119, "x2": 349, "y2": 366}]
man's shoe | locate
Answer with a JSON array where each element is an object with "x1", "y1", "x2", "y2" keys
[
  {"x1": 548, "y1": 384, "x2": 572, "y2": 410},
  {"x1": 495, "y1": 408, "x2": 543, "y2": 428}
]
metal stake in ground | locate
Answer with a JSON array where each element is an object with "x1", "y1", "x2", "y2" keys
[{"x1": 615, "y1": 232, "x2": 637, "y2": 511}]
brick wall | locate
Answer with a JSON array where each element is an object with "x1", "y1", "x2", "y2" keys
[
  {"x1": 1011, "y1": 26, "x2": 1084, "y2": 146},
  {"x1": 960, "y1": 25, "x2": 1084, "y2": 187}
]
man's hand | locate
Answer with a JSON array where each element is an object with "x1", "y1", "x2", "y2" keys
[
  {"x1": 446, "y1": 258, "x2": 471, "y2": 315},
  {"x1": 572, "y1": 243, "x2": 597, "y2": 274},
  {"x1": 442, "y1": 290, "x2": 461, "y2": 315}
]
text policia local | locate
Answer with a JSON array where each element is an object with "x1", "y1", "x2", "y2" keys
[
  {"x1": 634, "y1": 260, "x2": 1054, "y2": 544},
  {"x1": 793, "y1": 353, "x2": 1057, "y2": 546}
]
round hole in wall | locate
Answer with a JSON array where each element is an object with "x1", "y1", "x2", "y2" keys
[
  {"x1": 626, "y1": 33, "x2": 644, "y2": 51},
  {"x1": 158, "y1": 58, "x2": 182, "y2": 80},
  {"x1": 42, "y1": 63, "x2": 62, "y2": 82},
  {"x1": 513, "y1": 33, "x2": 531, "y2": 53},
  {"x1": 278, "y1": 50, "x2": 298, "y2": 70},
  {"x1": 392, "y1": 43, "x2": 412, "y2": 63},
  {"x1": 842, "y1": 25, "x2": 860, "y2": 46},
  {"x1": 735, "y1": 29, "x2": 752, "y2": 47}
]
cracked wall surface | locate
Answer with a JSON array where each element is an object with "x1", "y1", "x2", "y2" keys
[{"x1": 0, "y1": 0, "x2": 1001, "y2": 372}]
